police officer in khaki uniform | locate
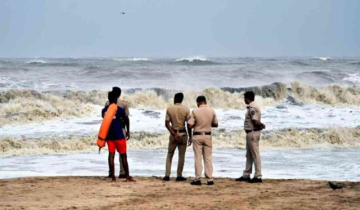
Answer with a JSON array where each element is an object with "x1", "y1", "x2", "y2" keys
[
  {"x1": 188, "y1": 96, "x2": 218, "y2": 185},
  {"x1": 163, "y1": 93, "x2": 191, "y2": 181},
  {"x1": 236, "y1": 91, "x2": 265, "y2": 183},
  {"x1": 105, "y1": 87, "x2": 130, "y2": 178}
]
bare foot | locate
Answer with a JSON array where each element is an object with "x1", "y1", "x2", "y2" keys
[
  {"x1": 124, "y1": 177, "x2": 136, "y2": 182},
  {"x1": 111, "y1": 176, "x2": 116, "y2": 182}
]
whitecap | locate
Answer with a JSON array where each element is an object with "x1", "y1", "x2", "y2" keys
[
  {"x1": 314, "y1": 57, "x2": 331, "y2": 61},
  {"x1": 113, "y1": 58, "x2": 150, "y2": 62},
  {"x1": 343, "y1": 73, "x2": 360, "y2": 84},
  {"x1": 25, "y1": 59, "x2": 47, "y2": 64},
  {"x1": 175, "y1": 56, "x2": 208, "y2": 62}
]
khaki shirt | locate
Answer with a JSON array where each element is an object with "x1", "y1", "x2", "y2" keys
[
  {"x1": 105, "y1": 100, "x2": 129, "y2": 116},
  {"x1": 165, "y1": 103, "x2": 191, "y2": 130},
  {"x1": 188, "y1": 105, "x2": 218, "y2": 132},
  {"x1": 244, "y1": 101, "x2": 261, "y2": 131}
]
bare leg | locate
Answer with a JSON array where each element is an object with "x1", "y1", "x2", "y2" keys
[
  {"x1": 108, "y1": 153, "x2": 112, "y2": 178},
  {"x1": 109, "y1": 152, "x2": 116, "y2": 182},
  {"x1": 119, "y1": 155, "x2": 125, "y2": 176},
  {"x1": 120, "y1": 153, "x2": 135, "y2": 182}
]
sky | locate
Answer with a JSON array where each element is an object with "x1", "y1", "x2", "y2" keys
[{"x1": 0, "y1": 0, "x2": 359, "y2": 58}]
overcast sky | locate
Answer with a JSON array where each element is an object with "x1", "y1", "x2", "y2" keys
[{"x1": 0, "y1": 0, "x2": 359, "y2": 58}]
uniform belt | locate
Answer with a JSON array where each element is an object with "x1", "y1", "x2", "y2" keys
[
  {"x1": 245, "y1": 129, "x2": 261, "y2": 134},
  {"x1": 193, "y1": 132, "x2": 212, "y2": 136},
  {"x1": 173, "y1": 129, "x2": 187, "y2": 133}
]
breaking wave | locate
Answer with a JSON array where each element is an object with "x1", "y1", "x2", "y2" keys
[
  {"x1": 113, "y1": 58, "x2": 151, "y2": 62},
  {"x1": 1, "y1": 82, "x2": 360, "y2": 126},
  {"x1": 175, "y1": 56, "x2": 219, "y2": 65},
  {"x1": 343, "y1": 74, "x2": 360, "y2": 84},
  {"x1": 0, "y1": 90, "x2": 96, "y2": 126},
  {"x1": 25, "y1": 59, "x2": 47, "y2": 64},
  {"x1": 1, "y1": 127, "x2": 360, "y2": 157},
  {"x1": 289, "y1": 82, "x2": 360, "y2": 106},
  {"x1": 314, "y1": 57, "x2": 331, "y2": 61}
]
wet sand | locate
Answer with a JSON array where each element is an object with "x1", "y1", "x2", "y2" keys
[{"x1": 0, "y1": 176, "x2": 359, "y2": 210}]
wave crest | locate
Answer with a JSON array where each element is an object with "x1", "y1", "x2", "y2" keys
[
  {"x1": 314, "y1": 57, "x2": 331, "y2": 61},
  {"x1": 113, "y1": 58, "x2": 151, "y2": 62},
  {"x1": 25, "y1": 59, "x2": 47, "y2": 64},
  {"x1": 290, "y1": 82, "x2": 360, "y2": 106},
  {"x1": 0, "y1": 90, "x2": 95, "y2": 126},
  {"x1": 1, "y1": 82, "x2": 360, "y2": 126},
  {"x1": 175, "y1": 56, "x2": 208, "y2": 62},
  {"x1": 175, "y1": 56, "x2": 219, "y2": 65}
]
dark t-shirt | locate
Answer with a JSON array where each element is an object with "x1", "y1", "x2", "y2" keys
[{"x1": 102, "y1": 105, "x2": 126, "y2": 140}]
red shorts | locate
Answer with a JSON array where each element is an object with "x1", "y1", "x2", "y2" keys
[{"x1": 107, "y1": 139, "x2": 127, "y2": 154}]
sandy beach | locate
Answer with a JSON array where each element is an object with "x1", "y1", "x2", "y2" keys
[{"x1": 1, "y1": 176, "x2": 359, "y2": 210}]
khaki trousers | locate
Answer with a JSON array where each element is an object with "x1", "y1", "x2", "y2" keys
[
  {"x1": 165, "y1": 133, "x2": 188, "y2": 177},
  {"x1": 193, "y1": 135, "x2": 213, "y2": 181},
  {"x1": 243, "y1": 131, "x2": 262, "y2": 178}
]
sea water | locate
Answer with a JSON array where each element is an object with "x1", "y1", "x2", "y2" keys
[{"x1": 1, "y1": 57, "x2": 360, "y2": 180}]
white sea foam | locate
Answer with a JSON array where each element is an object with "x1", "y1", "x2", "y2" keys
[
  {"x1": 2, "y1": 82, "x2": 360, "y2": 127},
  {"x1": 113, "y1": 58, "x2": 151, "y2": 62},
  {"x1": 25, "y1": 59, "x2": 47, "y2": 64},
  {"x1": 175, "y1": 56, "x2": 208, "y2": 62},
  {"x1": 314, "y1": 57, "x2": 331, "y2": 61},
  {"x1": 343, "y1": 73, "x2": 360, "y2": 84}
]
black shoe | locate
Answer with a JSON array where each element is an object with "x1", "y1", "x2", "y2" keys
[
  {"x1": 235, "y1": 176, "x2": 251, "y2": 182},
  {"x1": 176, "y1": 177, "x2": 187, "y2": 182},
  {"x1": 249, "y1": 177, "x2": 263, "y2": 183},
  {"x1": 118, "y1": 174, "x2": 126, "y2": 179},
  {"x1": 163, "y1": 176, "x2": 170, "y2": 181},
  {"x1": 207, "y1": 181, "x2": 214, "y2": 185},
  {"x1": 190, "y1": 180, "x2": 202, "y2": 185}
]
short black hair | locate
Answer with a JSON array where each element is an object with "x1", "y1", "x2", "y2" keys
[
  {"x1": 112, "y1": 87, "x2": 121, "y2": 98},
  {"x1": 196, "y1": 96, "x2": 206, "y2": 103},
  {"x1": 174, "y1": 93, "x2": 184, "y2": 103},
  {"x1": 108, "y1": 91, "x2": 117, "y2": 104},
  {"x1": 244, "y1": 91, "x2": 255, "y2": 101}
]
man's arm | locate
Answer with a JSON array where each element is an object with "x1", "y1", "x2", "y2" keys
[
  {"x1": 185, "y1": 109, "x2": 193, "y2": 138},
  {"x1": 165, "y1": 120, "x2": 182, "y2": 142},
  {"x1": 188, "y1": 111, "x2": 196, "y2": 129},
  {"x1": 252, "y1": 120, "x2": 266, "y2": 129},
  {"x1": 125, "y1": 116, "x2": 130, "y2": 140},
  {"x1": 101, "y1": 109, "x2": 105, "y2": 118},
  {"x1": 186, "y1": 123, "x2": 192, "y2": 139},
  {"x1": 251, "y1": 107, "x2": 265, "y2": 129},
  {"x1": 187, "y1": 111, "x2": 196, "y2": 146},
  {"x1": 211, "y1": 110, "x2": 218, "y2": 128}
]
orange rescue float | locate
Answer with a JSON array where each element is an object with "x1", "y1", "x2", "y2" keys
[{"x1": 97, "y1": 103, "x2": 118, "y2": 153}]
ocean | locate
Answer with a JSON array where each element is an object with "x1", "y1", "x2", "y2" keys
[{"x1": 1, "y1": 56, "x2": 360, "y2": 180}]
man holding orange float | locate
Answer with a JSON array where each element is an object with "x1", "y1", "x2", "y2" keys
[
  {"x1": 100, "y1": 91, "x2": 134, "y2": 182},
  {"x1": 105, "y1": 87, "x2": 130, "y2": 179}
]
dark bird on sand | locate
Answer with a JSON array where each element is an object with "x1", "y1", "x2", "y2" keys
[{"x1": 328, "y1": 181, "x2": 342, "y2": 190}]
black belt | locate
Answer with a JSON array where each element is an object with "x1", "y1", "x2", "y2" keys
[
  {"x1": 193, "y1": 132, "x2": 212, "y2": 136},
  {"x1": 245, "y1": 129, "x2": 261, "y2": 134},
  {"x1": 173, "y1": 129, "x2": 187, "y2": 133}
]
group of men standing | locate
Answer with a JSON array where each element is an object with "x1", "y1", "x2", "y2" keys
[
  {"x1": 103, "y1": 87, "x2": 265, "y2": 185},
  {"x1": 164, "y1": 91, "x2": 265, "y2": 185}
]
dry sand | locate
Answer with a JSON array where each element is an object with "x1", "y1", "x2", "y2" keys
[{"x1": 0, "y1": 176, "x2": 359, "y2": 210}]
